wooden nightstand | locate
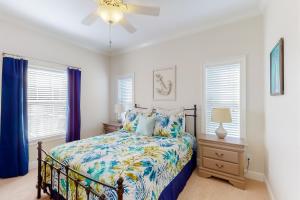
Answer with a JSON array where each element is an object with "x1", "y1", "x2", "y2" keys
[
  {"x1": 103, "y1": 122, "x2": 122, "y2": 134},
  {"x1": 198, "y1": 134, "x2": 246, "y2": 189}
]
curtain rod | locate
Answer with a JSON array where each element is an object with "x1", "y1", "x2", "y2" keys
[{"x1": 1, "y1": 52, "x2": 81, "y2": 70}]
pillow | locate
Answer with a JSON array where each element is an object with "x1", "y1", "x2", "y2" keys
[
  {"x1": 136, "y1": 115, "x2": 156, "y2": 136},
  {"x1": 155, "y1": 107, "x2": 184, "y2": 115},
  {"x1": 132, "y1": 108, "x2": 154, "y2": 117},
  {"x1": 122, "y1": 109, "x2": 154, "y2": 132},
  {"x1": 153, "y1": 112, "x2": 185, "y2": 138},
  {"x1": 155, "y1": 107, "x2": 186, "y2": 132},
  {"x1": 122, "y1": 110, "x2": 140, "y2": 132}
]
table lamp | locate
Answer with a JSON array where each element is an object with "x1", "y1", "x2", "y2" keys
[
  {"x1": 211, "y1": 108, "x2": 232, "y2": 139},
  {"x1": 114, "y1": 104, "x2": 124, "y2": 123}
]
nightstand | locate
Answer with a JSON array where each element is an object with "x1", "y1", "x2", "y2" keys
[
  {"x1": 198, "y1": 134, "x2": 246, "y2": 189},
  {"x1": 103, "y1": 122, "x2": 122, "y2": 134}
]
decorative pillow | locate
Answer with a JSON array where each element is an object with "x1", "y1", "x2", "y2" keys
[
  {"x1": 153, "y1": 112, "x2": 185, "y2": 137},
  {"x1": 122, "y1": 109, "x2": 154, "y2": 132},
  {"x1": 136, "y1": 115, "x2": 156, "y2": 136},
  {"x1": 122, "y1": 110, "x2": 140, "y2": 132},
  {"x1": 155, "y1": 107, "x2": 184, "y2": 115},
  {"x1": 155, "y1": 107, "x2": 186, "y2": 132},
  {"x1": 131, "y1": 108, "x2": 153, "y2": 117}
]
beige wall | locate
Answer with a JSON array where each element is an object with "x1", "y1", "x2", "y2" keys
[
  {"x1": 0, "y1": 20, "x2": 110, "y2": 163},
  {"x1": 110, "y1": 16, "x2": 265, "y2": 175},
  {"x1": 263, "y1": 0, "x2": 300, "y2": 199}
]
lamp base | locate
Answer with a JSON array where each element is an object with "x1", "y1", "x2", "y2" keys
[
  {"x1": 116, "y1": 113, "x2": 123, "y2": 124},
  {"x1": 215, "y1": 123, "x2": 227, "y2": 139}
]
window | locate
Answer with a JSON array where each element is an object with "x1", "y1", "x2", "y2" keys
[
  {"x1": 118, "y1": 75, "x2": 134, "y2": 112},
  {"x1": 28, "y1": 66, "x2": 67, "y2": 140},
  {"x1": 204, "y1": 60, "x2": 245, "y2": 137}
]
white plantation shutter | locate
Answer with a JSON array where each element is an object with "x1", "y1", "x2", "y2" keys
[
  {"x1": 28, "y1": 66, "x2": 67, "y2": 140},
  {"x1": 118, "y1": 75, "x2": 134, "y2": 112},
  {"x1": 205, "y1": 63, "x2": 241, "y2": 137}
]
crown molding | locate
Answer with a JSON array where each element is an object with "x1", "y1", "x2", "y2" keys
[
  {"x1": 0, "y1": 7, "x2": 110, "y2": 57},
  {"x1": 0, "y1": 4, "x2": 263, "y2": 57},
  {"x1": 112, "y1": 8, "x2": 262, "y2": 56}
]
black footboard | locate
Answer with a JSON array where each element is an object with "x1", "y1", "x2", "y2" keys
[{"x1": 36, "y1": 141, "x2": 124, "y2": 200}]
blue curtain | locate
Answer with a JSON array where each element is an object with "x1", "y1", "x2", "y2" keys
[
  {"x1": 0, "y1": 57, "x2": 28, "y2": 178},
  {"x1": 66, "y1": 68, "x2": 81, "y2": 142}
]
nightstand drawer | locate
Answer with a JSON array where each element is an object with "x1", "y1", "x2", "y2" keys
[
  {"x1": 104, "y1": 125, "x2": 119, "y2": 131},
  {"x1": 203, "y1": 146, "x2": 239, "y2": 163},
  {"x1": 203, "y1": 157, "x2": 240, "y2": 176},
  {"x1": 103, "y1": 122, "x2": 122, "y2": 134},
  {"x1": 104, "y1": 127, "x2": 118, "y2": 133}
]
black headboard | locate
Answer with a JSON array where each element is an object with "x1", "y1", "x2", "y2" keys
[{"x1": 134, "y1": 104, "x2": 197, "y2": 137}]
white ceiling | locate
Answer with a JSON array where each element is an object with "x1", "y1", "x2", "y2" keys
[{"x1": 0, "y1": 0, "x2": 262, "y2": 54}]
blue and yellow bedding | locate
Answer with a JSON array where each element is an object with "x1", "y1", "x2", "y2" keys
[{"x1": 45, "y1": 130, "x2": 195, "y2": 200}]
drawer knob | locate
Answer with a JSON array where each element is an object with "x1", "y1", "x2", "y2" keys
[
  {"x1": 215, "y1": 152, "x2": 224, "y2": 157},
  {"x1": 215, "y1": 163, "x2": 224, "y2": 168}
]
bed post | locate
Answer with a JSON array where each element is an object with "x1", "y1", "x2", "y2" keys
[
  {"x1": 117, "y1": 177, "x2": 124, "y2": 200},
  {"x1": 194, "y1": 105, "x2": 197, "y2": 137},
  {"x1": 37, "y1": 141, "x2": 42, "y2": 199}
]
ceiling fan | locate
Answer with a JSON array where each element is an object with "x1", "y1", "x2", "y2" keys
[{"x1": 82, "y1": 0, "x2": 160, "y2": 34}]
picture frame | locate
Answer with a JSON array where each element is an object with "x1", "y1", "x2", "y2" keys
[
  {"x1": 153, "y1": 66, "x2": 176, "y2": 101},
  {"x1": 270, "y1": 38, "x2": 284, "y2": 96}
]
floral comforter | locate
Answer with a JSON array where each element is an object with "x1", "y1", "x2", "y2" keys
[{"x1": 45, "y1": 130, "x2": 195, "y2": 200}]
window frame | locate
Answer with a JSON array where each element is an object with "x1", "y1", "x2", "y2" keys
[
  {"x1": 202, "y1": 57, "x2": 246, "y2": 138},
  {"x1": 117, "y1": 73, "x2": 135, "y2": 111},
  {"x1": 27, "y1": 63, "x2": 68, "y2": 143}
]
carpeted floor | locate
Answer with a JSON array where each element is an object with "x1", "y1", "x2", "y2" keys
[{"x1": 0, "y1": 169, "x2": 270, "y2": 200}]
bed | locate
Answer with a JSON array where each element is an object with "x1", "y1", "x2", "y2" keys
[{"x1": 37, "y1": 105, "x2": 197, "y2": 200}]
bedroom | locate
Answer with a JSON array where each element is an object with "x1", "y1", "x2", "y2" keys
[{"x1": 0, "y1": 0, "x2": 299, "y2": 200}]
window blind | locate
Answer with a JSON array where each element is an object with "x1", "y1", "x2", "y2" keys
[
  {"x1": 118, "y1": 76, "x2": 133, "y2": 112},
  {"x1": 205, "y1": 63, "x2": 241, "y2": 137},
  {"x1": 28, "y1": 66, "x2": 67, "y2": 140}
]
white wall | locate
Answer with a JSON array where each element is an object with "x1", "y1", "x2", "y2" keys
[
  {"x1": 0, "y1": 20, "x2": 110, "y2": 163},
  {"x1": 263, "y1": 0, "x2": 300, "y2": 199},
  {"x1": 110, "y1": 16, "x2": 265, "y2": 176}
]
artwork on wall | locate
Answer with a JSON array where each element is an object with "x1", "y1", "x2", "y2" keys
[
  {"x1": 153, "y1": 66, "x2": 176, "y2": 101},
  {"x1": 270, "y1": 38, "x2": 284, "y2": 96}
]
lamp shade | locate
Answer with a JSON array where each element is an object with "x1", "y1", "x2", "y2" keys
[
  {"x1": 211, "y1": 108, "x2": 232, "y2": 123},
  {"x1": 114, "y1": 104, "x2": 123, "y2": 114}
]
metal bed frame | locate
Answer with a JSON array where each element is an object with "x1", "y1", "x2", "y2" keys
[
  {"x1": 36, "y1": 104, "x2": 197, "y2": 200},
  {"x1": 134, "y1": 104, "x2": 197, "y2": 137}
]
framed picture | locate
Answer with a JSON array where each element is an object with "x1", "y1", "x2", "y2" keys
[
  {"x1": 153, "y1": 66, "x2": 176, "y2": 101},
  {"x1": 270, "y1": 38, "x2": 284, "y2": 96}
]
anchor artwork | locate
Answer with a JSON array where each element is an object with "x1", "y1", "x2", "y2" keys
[{"x1": 153, "y1": 66, "x2": 176, "y2": 101}]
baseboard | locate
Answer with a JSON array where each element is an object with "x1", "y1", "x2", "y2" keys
[
  {"x1": 244, "y1": 170, "x2": 265, "y2": 182},
  {"x1": 265, "y1": 177, "x2": 276, "y2": 200},
  {"x1": 29, "y1": 160, "x2": 38, "y2": 170}
]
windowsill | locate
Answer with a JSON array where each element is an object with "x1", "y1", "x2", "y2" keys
[{"x1": 29, "y1": 134, "x2": 65, "y2": 146}]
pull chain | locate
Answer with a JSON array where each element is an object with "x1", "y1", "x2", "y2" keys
[{"x1": 109, "y1": 22, "x2": 112, "y2": 48}]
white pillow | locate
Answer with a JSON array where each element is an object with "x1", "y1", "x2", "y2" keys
[
  {"x1": 132, "y1": 107, "x2": 153, "y2": 116},
  {"x1": 155, "y1": 107, "x2": 184, "y2": 115}
]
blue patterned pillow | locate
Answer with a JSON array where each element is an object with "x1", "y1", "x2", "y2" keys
[
  {"x1": 122, "y1": 110, "x2": 139, "y2": 132},
  {"x1": 153, "y1": 112, "x2": 185, "y2": 137},
  {"x1": 122, "y1": 109, "x2": 153, "y2": 132}
]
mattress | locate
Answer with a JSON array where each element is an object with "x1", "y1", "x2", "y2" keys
[{"x1": 44, "y1": 130, "x2": 196, "y2": 200}]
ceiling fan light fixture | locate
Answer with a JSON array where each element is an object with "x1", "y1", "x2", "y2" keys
[{"x1": 99, "y1": 5, "x2": 124, "y2": 24}]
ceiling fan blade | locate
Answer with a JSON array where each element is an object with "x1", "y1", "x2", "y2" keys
[
  {"x1": 119, "y1": 18, "x2": 137, "y2": 33},
  {"x1": 125, "y1": 4, "x2": 160, "y2": 16},
  {"x1": 82, "y1": 10, "x2": 99, "y2": 25}
]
